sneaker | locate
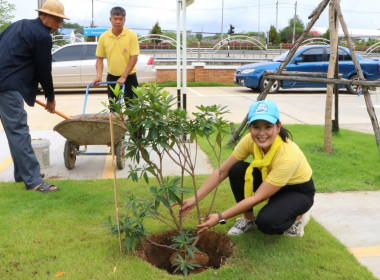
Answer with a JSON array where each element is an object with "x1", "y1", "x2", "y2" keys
[
  {"x1": 283, "y1": 210, "x2": 311, "y2": 237},
  {"x1": 227, "y1": 216, "x2": 256, "y2": 236}
]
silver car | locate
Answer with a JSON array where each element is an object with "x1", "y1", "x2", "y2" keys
[{"x1": 51, "y1": 42, "x2": 156, "y2": 88}]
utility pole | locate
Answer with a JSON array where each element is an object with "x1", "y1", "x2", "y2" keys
[
  {"x1": 257, "y1": 0, "x2": 260, "y2": 41},
  {"x1": 91, "y1": 0, "x2": 94, "y2": 28},
  {"x1": 38, "y1": 0, "x2": 44, "y2": 9},
  {"x1": 220, "y1": 0, "x2": 224, "y2": 41},
  {"x1": 276, "y1": 0, "x2": 278, "y2": 30},
  {"x1": 292, "y1": 1, "x2": 297, "y2": 44}
]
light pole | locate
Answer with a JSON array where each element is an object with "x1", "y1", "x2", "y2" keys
[
  {"x1": 257, "y1": 0, "x2": 260, "y2": 41},
  {"x1": 38, "y1": 0, "x2": 44, "y2": 9},
  {"x1": 91, "y1": 0, "x2": 94, "y2": 28},
  {"x1": 220, "y1": 0, "x2": 224, "y2": 41},
  {"x1": 292, "y1": 1, "x2": 297, "y2": 44},
  {"x1": 276, "y1": 0, "x2": 278, "y2": 30}
]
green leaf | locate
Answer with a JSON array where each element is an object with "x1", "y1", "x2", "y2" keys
[{"x1": 110, "y1": 83, "x2": 122, "y2": 97}]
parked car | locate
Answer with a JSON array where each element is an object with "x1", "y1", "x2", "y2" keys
[
  {"x1": 234, "y1": 45, "x2": 380, "y2": 94},
  {"x1": 50, "y1": 42, "x2": 156, "y2": 88}
]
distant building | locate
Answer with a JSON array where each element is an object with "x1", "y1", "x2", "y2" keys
[
  {"x1": 57, "y1": 28, "x2": 76, "y2": 43},
  {"x1": 311, "y1": 27, "x2": 380, "y2": 42},
  {"x1": 308, "y1": 30, "x2": 321, "y2": 37}
]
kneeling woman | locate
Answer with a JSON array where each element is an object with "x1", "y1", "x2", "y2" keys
[{"x1": 178, "y1": 100, "x2": 315, "y2": 237}]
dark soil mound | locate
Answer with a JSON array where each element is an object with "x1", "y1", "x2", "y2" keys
[{"x1": 137, "y1": 230, "x2": 235, "y2": 275}]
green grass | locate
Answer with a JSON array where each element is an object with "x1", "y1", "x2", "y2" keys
[{"x1": 0, "y1": 124, "x2": 378, "y2": 279}]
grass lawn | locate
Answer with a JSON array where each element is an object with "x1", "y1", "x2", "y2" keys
[{"x1": 0, "y1": 125, "x2": 379, "y2": 279}]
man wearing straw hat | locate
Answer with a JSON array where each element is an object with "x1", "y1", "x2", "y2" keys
[{"x1": 0, "y1": 0, "x2": 68, "y2": 192}]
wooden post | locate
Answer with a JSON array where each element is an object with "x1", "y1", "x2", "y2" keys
[
  {"x1": 336, "y1": 5, "x2": 380, "y2": 152},
  {"x1": 324, "y1": 0, "x2": 339, "y2": 154},
  {"x1": 333, "y1": 47, "x2": 339, "y2": 132},
  {"x1": 227, "y1": 0, "x2": 331, "y2": 145}
]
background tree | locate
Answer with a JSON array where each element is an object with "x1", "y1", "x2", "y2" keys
[
  {"x1": 280, "y1": 17, "x2": 306, "y2": 43},
  {"x1": 246, "y1": 31, "x2": 266, "y2": 43},
  {"x1": 0, "y1": 0, "x2": 15, "y2": 33},
  {"x1": 149, "y1": 21, "x2": 163, "y2": 44},
  {"x1": 268, "y1": 25, "x2": 281, "y2": 45},
  {"x1": 195, "y1": 32, "x2": 203, "y2": 42},
  {"x1": 60, "y1": 21, "x2": 83, "y2": 34},
  {"x1": 162, "y1": 31, "x2": 176, "y2": 40},
  {"x1": 322, "y1": 29, "x2": 330, "y2": 40},
  {"x1": 322, "y1": 28, "x2": 330, "y2": 40}
]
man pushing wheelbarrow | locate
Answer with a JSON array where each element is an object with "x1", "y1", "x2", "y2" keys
[{"x1": 92, "y1": 6, "x2": 142, "y2": 139}]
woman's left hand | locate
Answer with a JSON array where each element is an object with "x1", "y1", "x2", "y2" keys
[{"x1": 196, "y1": 213, "x2": 219, "y2": 233}]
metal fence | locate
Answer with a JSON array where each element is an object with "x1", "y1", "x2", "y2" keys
[{"x1": 52, "y1": 34, "x2": 380, "y2": 66}]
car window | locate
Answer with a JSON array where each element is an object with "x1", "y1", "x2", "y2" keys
[
  {"x1": 338, "y1": 48, "x2": 352, "y2": 61},
  {"x1": 52, "y1": 45, "x2": 84, "y2": 62},
  {"x1": 326, "y1": 48, "x2": 352, "y2": 61},
  {"x1": 274, "y1": 51, "x2": 289, "y2": 62},
  {"x1": 298, "y1": 48, "x2": 324, "y2": 62},
  {"x1": 83, "y1": 45, "x2": 97, "y2": 60},
  {"x1": 274, "y1": 46, "x2": 307, "y2": 62}
]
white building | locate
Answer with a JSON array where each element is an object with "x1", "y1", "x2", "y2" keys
[{"x1": 311, "y1": 27, "x2": 380, "y2": 42}]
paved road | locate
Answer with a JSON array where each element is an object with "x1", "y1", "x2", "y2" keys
[{"x1": 1, "y1": 87, "x2": 380, "y2": 279}]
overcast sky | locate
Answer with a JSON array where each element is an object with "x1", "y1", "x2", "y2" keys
[{"x1": 7, "y1": 0, "x2": 380, "y2": 36}]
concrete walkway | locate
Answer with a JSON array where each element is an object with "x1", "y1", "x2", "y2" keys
[{"x1": 312, "y1": 191, "x2": 380, "y2": 279}]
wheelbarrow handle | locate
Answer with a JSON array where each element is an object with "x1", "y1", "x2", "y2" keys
[
  {"x1": 35, "y1": 99, "x2": 71, "y2": 120},
  {"x1": 83, "y1": 82, "x2": 125, "y2": 115}
]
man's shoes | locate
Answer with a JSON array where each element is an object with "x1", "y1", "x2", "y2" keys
[
  {"x1": 283, "y1": 209, "x2": 311, "y2": 237},
  {"x1": 227, "y1": 216, "x2": 256, "y2": 236},
  {"x1": 28, "y1": 182, "x2": 59, "y2": 193}
]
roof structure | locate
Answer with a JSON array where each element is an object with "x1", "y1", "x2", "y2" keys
[
  {"x1": 312, "y1": 27, "x2": 380, "y2": 39},
  {"x1": 58, "y1": 29, "x2": 75, "y2": 36}
]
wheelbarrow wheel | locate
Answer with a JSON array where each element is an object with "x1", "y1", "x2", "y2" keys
[
  {"x1": 64, "y1": 140, "x2": 76, "y2": 170},
  {"x1": 116, "y1": 140, "x2": 125, "y2": 170}
]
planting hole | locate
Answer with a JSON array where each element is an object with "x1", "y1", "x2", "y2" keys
[{"x1": 136, "y1": 230, "x2": 234, "y2": 275}]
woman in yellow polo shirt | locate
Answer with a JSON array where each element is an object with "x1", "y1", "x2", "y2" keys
[{"x1": 179, "y1": 100, "x2": 315, "y2": 237}]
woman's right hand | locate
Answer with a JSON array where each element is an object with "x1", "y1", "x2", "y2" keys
[{"x1": 172, "y1": 196, "x2": 197, "y2": 217}]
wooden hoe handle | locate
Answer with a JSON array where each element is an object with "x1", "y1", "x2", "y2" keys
[{"x1": 35, "y1": 99, "x2": 71, "y2": 120}]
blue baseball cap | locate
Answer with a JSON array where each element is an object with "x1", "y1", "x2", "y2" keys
[{"x1": 248, "y1": 100, "x2": 280, "y2": 125}]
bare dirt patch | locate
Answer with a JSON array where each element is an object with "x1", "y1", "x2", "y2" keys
[{"x1": 136, "y1": 230, "x2": 235, "y2": 275}]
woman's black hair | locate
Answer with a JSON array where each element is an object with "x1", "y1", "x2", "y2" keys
[{"x1": 278, "y1": 121, "x2": 292, "y2": 142}]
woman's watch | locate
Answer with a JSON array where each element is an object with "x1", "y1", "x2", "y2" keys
[{"x1": 218, "y1": 212, "x2": 226, "y2": 225}]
